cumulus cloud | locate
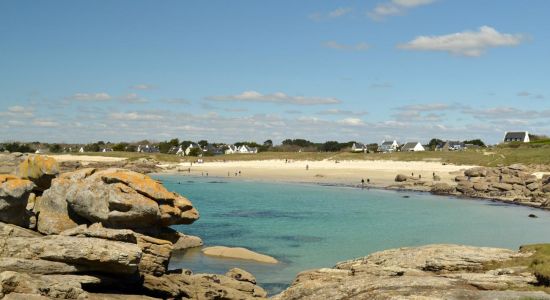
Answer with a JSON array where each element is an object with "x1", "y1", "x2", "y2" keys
[
  {"x1": 131, "y1": 84, "x2": 156, "y2": 90},
  {"x1": 164, "y1": 98, "x2": 191, "y2": 104},
  {"x1": 398, "y1": 26, "x2": 525, "y2": 57},
  {"x1": 369, "y1": 0, "x2": 435, "y2": 20},
  {"x1": 119, "y1": 93, "x2": 148, "y2": 103},
  {"x1": 517, "y1": 91, "x2": 544, "y2": 99},
  {"x1": 310, "y1": 7, "x2": 353, "y2": 21},
  {"x1": 205, "y1": 91, "x2": 341, "y2": 105},
  {"x1": 0, "y1": 106, "x2": 35, "y2": 118},
  {"x1": 337, "y1": 118, "x2": 365, "y2": 126},
  {"x1": 32, "y1": 119, "x2": 59, "y2": 127},
  {"x1": 317, "y1": 109, "x2": 368, "y2": 116},
  {"x1": 109, "y1": 112, "x2": 164, "y2": 121},
  {"x1": 323, "y1": 41, "x2": 370, "y2": 51},
  {"x1": 395, "y1": 103, "x2": 452, "y2": 111},
  {"x1": 68, "y1": 92, "x2": 112, "y2": 101}
]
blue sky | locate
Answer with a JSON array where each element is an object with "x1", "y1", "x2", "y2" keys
[{"x1": 1, "y1": 0, "x2": 549, "y2": 144}]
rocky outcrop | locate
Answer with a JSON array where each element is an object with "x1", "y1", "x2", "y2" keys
[
  {"x1": 16, "y1": 155, "x2": 59, "y2": 192},
  {"x1": 431, "y1": 164, "x2": 550, "y2": 208},
  {"x1": 36, "y1": 168, "x2": 199, "y2": 234},
  {"x1": 274, "y1": 244, "x2": 549, "y2": 300},
  {"x1": 0, "y1": 156, "x2": 267, "y2": 299},
  {"x1": 0, "y1": 153, "x2": 26, "y2": 174},
  {"x1": 0, "y1": 175, "x2": 35, "y2": 227}
]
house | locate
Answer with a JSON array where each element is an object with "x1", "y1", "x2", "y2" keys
[
  {"x1": 185, "y1": 143, "x2": 202, "y2": 156},
  {"x1": 503, "y1": 131, "x2": 530, "y2": 143},
  {"x1": 237, "y1": 145, "x2": 258, "y2": 154},
  {"x1": 137, "y1": 144, "x2": 160, "y2": 153},
  {"x1": 351, "y1": 142, "x2": 367, "y2": 153},
  {"x1": 203, "y1": 144, "x2": 224, "y2": 155},
  {"x1": 436, "y1": 141, "x2": 465, "y2": 151},
  {"x1": 378, "y1": 140, "x2": 399, "y2": 152},
  {"x1": 175, "y1": 146, "x2": 185, "y2": 156},
  {"x1": 225, "y1": 145, "x2": 238, "y2": 154},
  {"x1": 401, "y1": 142, "x2": 425, "y2": 152},
  {"x1": 101, "y1": 148, "x2": 113, "y2": 152},
  {"x1": 79, "y1": 147, "x2": 85, "y2": 153}
]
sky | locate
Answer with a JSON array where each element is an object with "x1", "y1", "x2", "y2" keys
[{"x1": 1, "y1": 0, "x2": 549, "y2": 145}]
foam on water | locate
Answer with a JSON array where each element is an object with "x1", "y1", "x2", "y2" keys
[{"x1": 156, "y1": 174, "x2": 550, "y2": 295}]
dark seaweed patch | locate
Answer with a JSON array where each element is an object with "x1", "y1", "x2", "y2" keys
[{"x1": 274, "y1": 235, "x2": 324, "y2": 243}]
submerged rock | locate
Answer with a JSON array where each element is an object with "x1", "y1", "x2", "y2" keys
[{"x1": 202, "y1": 246, "x2": 278, "y2": 264}]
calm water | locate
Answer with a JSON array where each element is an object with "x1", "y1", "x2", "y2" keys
[{"x1": 155, "y1": 174, "x2": 550, "y2": 294}]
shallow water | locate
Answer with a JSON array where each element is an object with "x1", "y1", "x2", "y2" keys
[{"x1": 156, "y1": 174, "x2": 550, "y2": 295}]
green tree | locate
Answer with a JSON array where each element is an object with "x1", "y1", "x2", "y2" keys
[
  {"x1": 49, "y1": 144, "x2": 62, "y2": 153},
  {"x1": 198, "y1": 140, "x2": 208, "y2": 148},
  {"x1": 112, "y1": 143, "x2": 129, "y2": 151},
  {"x1": 463, "y1": 139, "x2": 485, "y2": 147},
  {"x1": 84, "y1": 143, "x2": 100, "y2": 152},
  {"x1": 428, "y1": 138, "x2": 444, "y2": 150},
  {"x1": 188, "y1": 147, "x2": 202, "y2": 156}
]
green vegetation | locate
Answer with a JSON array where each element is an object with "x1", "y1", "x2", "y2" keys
[
  {"x1": 63, "y1": 146, "x2": 550, "y2": 166},
  {"x1": 484, "y1": 244, "x2": 550, "y2": 291}
]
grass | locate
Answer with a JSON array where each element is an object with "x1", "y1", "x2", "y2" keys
[
  {"x1": 483, "y1": 244, "x2": 550, "y2": 292},
  {"x1": 62, "y1": 146, "x2": 550, "y2": 167}
]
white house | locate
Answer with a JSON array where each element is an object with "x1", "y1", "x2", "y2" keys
[
  {"x1": 79, "y1": 147, "x2": 85, "y2": 153},
  {"x1": 379, "y1": 140, "x2": 399, "y2": 152},
  {"x1": 175, "y1": 146, "x2": 185, "y2": 156},
  {"x1": 237, "y1": 145, "x2": 258, "y2": 154},
  {"x1": 225, "y1": 145, "x2": 238, "y2": 154},
  {"x1": 351, "y1": 142, "x2": 367, "y2": 153},
  {"x1": 185, "y1": 143, "x2": 202, "y2": 156},
  {"x1": 401, "y1": 142, "x2": 425, "y2": 152},
  {"x1": 503, "y1": 131, "x2": 530, "y2": 143}
]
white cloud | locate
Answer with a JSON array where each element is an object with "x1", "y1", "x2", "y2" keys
[
  {"x1": 398, "y1": 26, "x2": 525, "y2": 57},
  {"x1": 32, "y1": 119, "x2": 59, "y2": 127},
  {"x1": 68, "y1": 92, "x2": 112, "y2": 101},
  {"x1": 323, "y1": 41, "x2": 370, "y2": 51},
  {"x1": 369, "y1": 0, "x2": 435, "y2": 20},
  {"x1": 164, "y1": 98, "x2": 191, "y2": 104},
  {"x1": 337, "y1": 118, "x2": 365, "y2": 126},
  {"x1": 395, "y1": 103, "x2": 451, "y2": 111},
  {"x1": 0, "y1": 106, "x2": 34, "y2": 118},
  {"x1": 131, "y1": 84, "x2": 156, "y2": 90},
  {"x1": 109, "y1": 112, "x2": 164, "y2": 121},
  {"x1": 205, "y1": 91, "x2": 341, "y2": 105},
  {"x1": 310, "y1": 7, "x2": 353, "y2": 21},
  {"x1": 317, "y1": 109, "x2": 368, "y2": 116},
  {"x1": 119, "y1": 93, "x2": 148, "y2": 103}
]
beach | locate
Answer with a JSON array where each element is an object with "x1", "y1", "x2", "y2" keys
[{"x1": 160, "y1": 159, "x2": 478, "y2": 189}]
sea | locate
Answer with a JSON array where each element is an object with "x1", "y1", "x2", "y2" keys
[{"x1": 154, "y1": 174, "x2": 550, "y2": 295}]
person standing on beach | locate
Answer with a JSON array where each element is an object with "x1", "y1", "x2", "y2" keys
[
  {"x1": 361, "y1": 178, "x2": 365, "y2": 189},
  {"x1": 306, "y1": 164, "x2": 309, "y2": 171}
]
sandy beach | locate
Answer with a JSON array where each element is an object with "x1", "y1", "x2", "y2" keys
[
  {"x1": 161, "y1": 159, "x2": 478, "y2": 188},
  {"x1": 49, "y1": 154, "x2": 127, "y2": 163}
]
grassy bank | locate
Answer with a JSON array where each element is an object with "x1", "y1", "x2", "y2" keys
[{"x1": 70, "y1": 146, "x2": 550, "y2": 167}]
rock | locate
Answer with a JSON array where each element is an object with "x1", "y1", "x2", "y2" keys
[
  {"x1": 273, "y1": 244, "x2": 540, "y2": 300},
  {"x1": 135, "y1": 234, "x2": 173, "y2": 276},
  {"x1": 394, "y1": 174, "x2": 408, "y2": 182},
  {"x1": 543, "y1": 184, "x2": 550, "y2": 193},
  {"x1": 456, "y1": 182, "x2": 475, "y2": 194},
  {"x1": 0, "y1": 222, "x2": 41, "y2": 238},
  {"x1": 509, "y1": 163, "x2": 528, "y2": 171},
  {"x1": 464, "y1": 167, "x2": 487, "y2": 177},
  {"x1": 473, "y1": 182, "x2": 489, "y2": 192},
  {"x1": 454, "y1": 175, "x2": 469, "y2": 182},
  {"x1": 528, "y1": 214, "x2": 538, "y2": 218},
  {"x1": 430, "y1": 183, "x2": 454, "y2": 195},
  {"x1": 172, "y1": 233, "x2": 203, "y2": 250},
  {"x1": 0, "y1": 153, "x2": 26, "y2": 174},
  {"x1": 226, "y1": 268, "x2": 257, "y2": 284},
  {"x1": 0, "y1": 271, "x2": 99, "y2": 299},
  {"x1": 0, "y1": 175, "x2": 35, "y2": 227},
  {"x1": 60, "y1": 223, "x2": 137, "y2": 243},
  {"x1": 0, "y1": 235, "x2": 142, "y2": 275},
  {"x1": 202, "y1": 246, "x2": 278, "y2": 264},
  {"x1": 35, "y1": 178, "x2": 79, "y2": 235},
  {"x1": 16, "y1": 155, "x2": 59, "y2": 192},
  {"x1": 527, "y1": 182, "x2": 540, "y2": 191},
  {"x1": 134, "y1": 227, "x2": 203, "y2": 251},
  {"x1": 492, "y1": 182, "x2": 513, "y2": 191},
  {"x1": 36, "y1": 168, "x2": 199, "y2": 234},
  {"x1": 503, "y1": 176, "x2": 523, "y2": 185},
  {"x1": 142, "y1": 273, "x2": 266, "y2": 299}
]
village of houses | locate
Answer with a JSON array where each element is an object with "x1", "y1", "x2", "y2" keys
[{"x1": 16, "y1": 131, "x2": 533, "y2": 157}]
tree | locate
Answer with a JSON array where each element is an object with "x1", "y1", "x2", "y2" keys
[
  {"x1": 84, "y1": 143, "x2": 100, "y2": 152},
  {"x1": 112, "y1": 143, "x2": 129, "y2": 151},
  {"x1": 49, "y1": 144, "x2": 62, "y2": 153},
  {"x1": 463, "y1": 139, "x2": 485, "y2": 147},
  {"x1": 282, "y1": 139, "x2": 314, "y2": 147},
  {"x1": 3, "y1": 143, "x2": 33, "y2": 153},
  {"x1": 198, "y1": 140, "x2": 208, "y2": 148},
  {"x1": 188, "y1": 147, "x2": 202, "y2": 156},
  {"x1": 428, "y1": 138, "x2": 444, "y2": 150},
  {"x1": 263, "y1": 140, "x2": 273, "y2": 147},
  {"x1": 319, "y1": 141, "x2": 341, "y2": 152}
]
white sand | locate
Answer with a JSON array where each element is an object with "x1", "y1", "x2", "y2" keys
[
  {"x1": 49, "y1": 154, "x2": 127, "y2": 163},
  {"x1": 168, "y1": 159, "x2": 478, "y2": 188}
]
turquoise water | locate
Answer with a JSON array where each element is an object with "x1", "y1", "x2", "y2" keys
[{"x1": 156, "y1": 174, "x2": 550, "y2": 294}]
